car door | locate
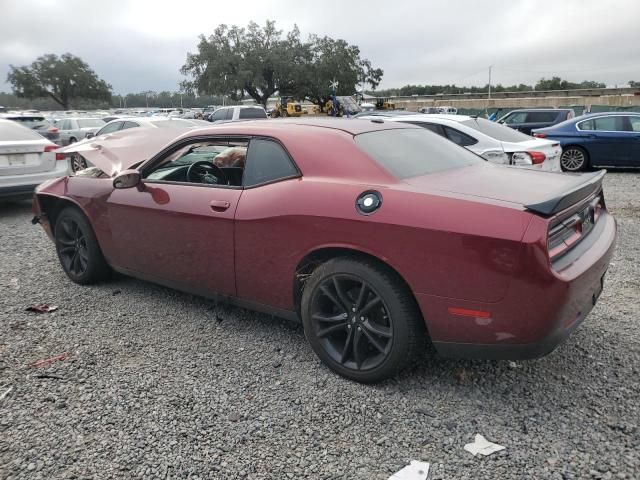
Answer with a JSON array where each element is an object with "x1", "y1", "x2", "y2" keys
[
  {"x1": 624, "y1": 115, "x2": 640, "y2": 166},
  {"x1": 576, "y1": 116, "x2": 631, "y2": 166},
  {"x1": 105, "y1": 137, "x2": 244, "y2": 297},
  {"x1": 234, "y1": 138, "x2": 301, "y2": 308}
]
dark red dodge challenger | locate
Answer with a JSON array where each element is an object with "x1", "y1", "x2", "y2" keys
[{"x1": 33, "y1": 119, "x2": 616, "y2": 383}]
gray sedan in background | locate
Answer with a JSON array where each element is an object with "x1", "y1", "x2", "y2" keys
[{"x1": 54, "y1": 117, "x2": 106, "y2": 146}]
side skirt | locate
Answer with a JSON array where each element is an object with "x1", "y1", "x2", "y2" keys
[{"x1": 112, "y1": 266, "x2": 300, "y2": 323}]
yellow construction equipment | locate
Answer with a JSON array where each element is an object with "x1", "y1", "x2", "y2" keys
[{"x1": 272, "y1": 96, "x2": 303, "y2": 117}]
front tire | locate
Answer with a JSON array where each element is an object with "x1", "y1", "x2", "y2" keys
[
  {"x1": 560, "y1": 146, "x2": 588, "y2": 172},
  {"x1": 54, "y1": 207, "x2": 111, "y2": 284},
  {"x1": 301, "y1": 257, "x2": 424, "y2": 383},
  {"x1": 70, "y1": 153, "x2": 87, "y2": 173}
]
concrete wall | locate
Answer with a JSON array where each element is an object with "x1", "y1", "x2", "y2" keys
[{"x1": 383, "y1": 87, "x2": 640, "y2": 111}]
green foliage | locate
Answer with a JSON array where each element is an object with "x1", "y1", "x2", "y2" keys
[
  {"x1": 302, "y1": 35, "x2": 383, "y2": 110},
  {"x1": 534, "y1": 76, "x2": 605, "y2": 90},
  {"x1": 7, "y1": 53, "x2": 112, "y2": 110},
  {"x1": 181, "y1": 20, "x2": 383, "y2": 107}
]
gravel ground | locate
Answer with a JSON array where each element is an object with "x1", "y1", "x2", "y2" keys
[{"x1": 1, "y1": 172, "x2": 639, "y2": 480}]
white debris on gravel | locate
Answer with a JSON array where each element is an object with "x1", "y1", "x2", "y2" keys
[
  {"x1": 464, "y1": 434, "x2": 506, "y2": 456},
  {"x1": 0, "y1": 172, "x2": 639, "y2": 479},
  {"x1": 389, "y1": 460, "x2": 430, "y2": 479}
]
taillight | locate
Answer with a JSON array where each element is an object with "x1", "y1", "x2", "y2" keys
[
  {"x1": 48, "y1": 127, "x2": 59, "y2": 133},
  {"x1": 548, "y1": 195, "x2": 603, "y2": 261},
  {"x1": 528, "y1": 151, "x2": 546, "y2": 164},
  {"x1": 512, "y1": 151, "x2": 546, "y2": 166},
  {"x1": 533, "y1": 132, "x2": 546, "y2": 138},
  {"x1": 44, "y1": 144, "x2": 66, "y2": 161}
]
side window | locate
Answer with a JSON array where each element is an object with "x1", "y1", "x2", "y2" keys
[
  {"x1": 56, "y1": 119, "x2": 70, "y2": 130},
  {"x1": 502, "y1": 112, "x2": 527, "y2": 124},
  {"x1": 121, "y1": 121, "x2": 139, "y2": 130},
  {"x1": 526, "y1": 111, "x2": 558, "y2": 123},
  {"x1": 98, "y1": 122, "x2": 123, "y2": 135},
  {"x1": 225, "y1": 108, "x2": 234, "y2": 120},
  {"x1": 628, "y1": 116, "x2": 640, "y2": 132},
  {"x1": 594, "y1": 116, "x2": 623, "y2": 131},
  {"x1": 443, "y1": 126, "x2": 478, "y2": 147},
  {"x1": 578, "y1": 117, "x2": 624, "y2": 131},
  {"x1": 211, "y1": 109, "x2": 227, "y2": 122},
  {"x1": 243, "y1": 139, "x2": 298, "y2": 187}
]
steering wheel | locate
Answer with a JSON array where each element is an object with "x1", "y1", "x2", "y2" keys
[{"x1": 186, "y1": 160, "x2": 228, "y2": 185}]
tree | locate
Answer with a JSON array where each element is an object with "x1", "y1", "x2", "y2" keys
[
  {"x1": 628, "y1": 81, "x2": 640, "y2": 88},
  {"x1": 7, "y1": 53, "x2": 111, "y2": 110},
  {"x1": 181, "y1": 21, "x2": 309, "y2": 107},
  {"x1": 181, "y1": 20, "x2": 383, "y2": 108},
  {"x1": 302, "y1": 35, "x2": 383, "y2": 110}
]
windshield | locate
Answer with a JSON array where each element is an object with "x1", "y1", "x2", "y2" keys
[
  {"x1": 461, "y1": 117, "x2": 532, "y2": 142},
  {"x1": 77, "y1": 118, "x2": 106, "y2": 128},
  {"x1": 355, "y1": 128, "x2": 483, "y2": 179}
]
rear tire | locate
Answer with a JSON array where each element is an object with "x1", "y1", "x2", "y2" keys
[
  {"x1": 560, "y1": 146, "x2": 588, "y2": 172},
  {"x1": 301, "y1": 257, "x2": 424, "y2": 383},
  {"x1": 54, "y1": 207, "x2": 111, "y2": 284}
]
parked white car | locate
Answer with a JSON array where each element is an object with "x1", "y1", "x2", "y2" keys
[
  {"x1": 0, "y1": 119, "x2": 69, "y2": 200},
  {"x1": 370, "y1": 114, "x2": 562, "y2": 171},
  {"x1": 207, "y1": 106, "x2": 268, "y2": 123}
]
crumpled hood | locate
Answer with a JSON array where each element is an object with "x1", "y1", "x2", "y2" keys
[{"x1": 58, "y1": 127, "x2": 185, "y2": 177}]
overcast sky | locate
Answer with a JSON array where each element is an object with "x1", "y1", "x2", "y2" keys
[{"x1": 2, "y1": 0, "x2": 639, "y2": 94}]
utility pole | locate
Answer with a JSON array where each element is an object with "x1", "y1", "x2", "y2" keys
[{"x1": 488, "y1": 65, "x2": 493, "y2": 101}]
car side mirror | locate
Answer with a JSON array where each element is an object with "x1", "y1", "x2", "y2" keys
[
  {"x1": 85, "y1": 132, "x2": 95, "y2": 139},
  {"x1": 113, "y1": 169, "x2": 141, "y2": 189}
]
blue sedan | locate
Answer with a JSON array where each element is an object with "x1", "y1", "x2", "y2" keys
[{"x1": 532, "y1": 112, "x2": 640, "y2": 171}]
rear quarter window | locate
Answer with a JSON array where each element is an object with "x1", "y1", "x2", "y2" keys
[
  {"x1": 355, "y1": 128, "x2": 483, "y2": 179},
  {"x1": 239, "y1": 108, "x2": 267, "y2": 120}
]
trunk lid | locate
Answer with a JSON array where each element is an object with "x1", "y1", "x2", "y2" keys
[
  {"x1": 0, "y1": 140, "x2": 56, "y2": 176},
  {"x1": 404, "y1": 163, "x2": 604, "y2": 215}
]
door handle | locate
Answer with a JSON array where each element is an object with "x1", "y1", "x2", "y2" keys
[
  {"x1": 210, "y1": 200, "x2": 230, "y2": 212},
  {"x1": 586, "y1": 134, "x2": 597, "y2": 139}
]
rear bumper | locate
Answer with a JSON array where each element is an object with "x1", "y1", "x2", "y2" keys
[
  {"x1": 0, "y1": 161, "x2": 70, "y2": 199},
  {"x1": 417, "y1": 211, "x2": 616, "y2": 360}
]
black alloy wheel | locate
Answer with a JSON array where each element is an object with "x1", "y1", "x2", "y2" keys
[
  {"x1": 310, "y1": 274, "x2": 393, "y2": 371},
  {"x1": 302, "y1": 257, "x2": 424, "y2": 383},
  {"x1": 56, "y1": 216, "x2": 89, "y2": 276},
  {"x1": 54, "y1": 207, "x2": 111, "y2": 284}
]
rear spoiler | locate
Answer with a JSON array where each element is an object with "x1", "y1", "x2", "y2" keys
[{"x1": 525, "y1": 170, "x2": 606, "y2": 216}]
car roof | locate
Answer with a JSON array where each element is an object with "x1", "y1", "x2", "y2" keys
[
  {"x1": 578, "y1": 111, "x2": 639, "y2": 118},
  {"x1": 383, "y1": 114, "x2": 472, "y2": 123},
  {"x1": 181, "y1": 118, "x2": 418, "y2": 137},
  {"x1": 504, "y1": 108, "x2": 572, "y2": 113}
]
